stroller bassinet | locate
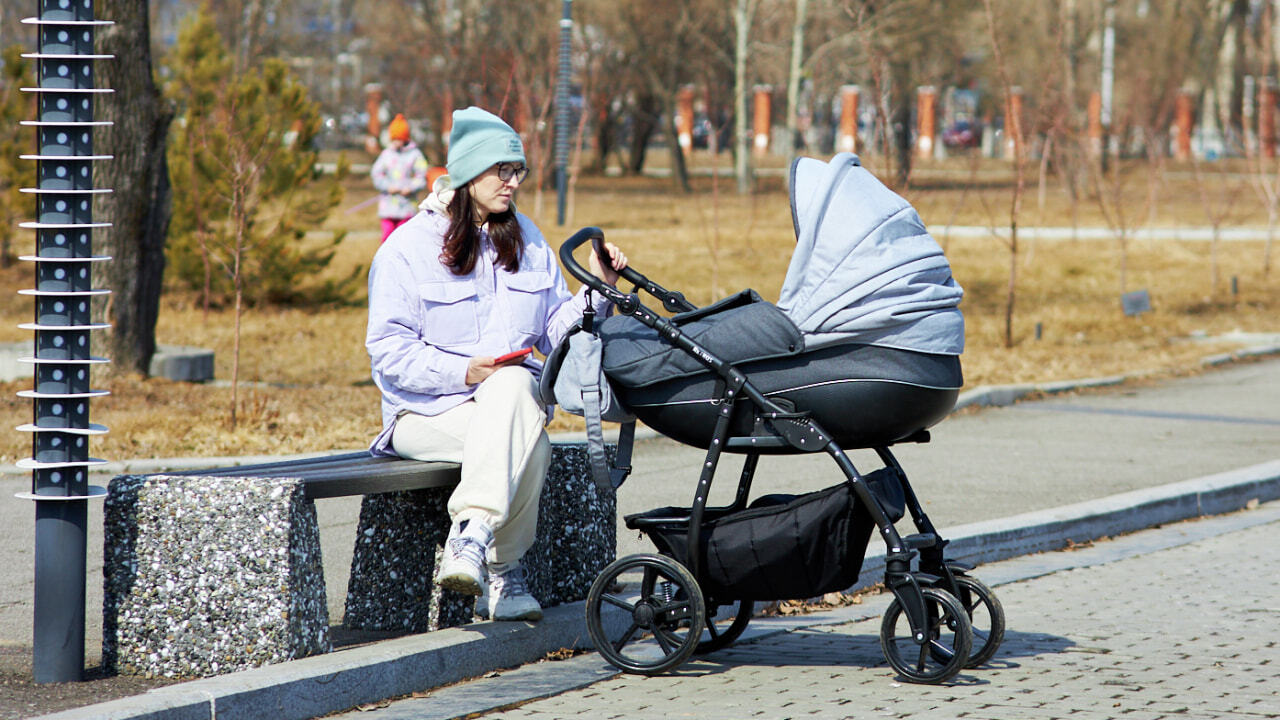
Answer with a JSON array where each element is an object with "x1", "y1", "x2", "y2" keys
[
  {"x1": 596, "y1": 152, "x2": 964, "y2": 450},
  {"x1": 597, "y1": 288, "x2": 962, "y2": 450}
]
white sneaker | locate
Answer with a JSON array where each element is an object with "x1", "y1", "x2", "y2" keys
[
  {"x1": 437, "y1": 520, "x2": 492, "y2": 596},
  {"x1": 485, "y1": 561, "x2": 542, "y2": 621}
]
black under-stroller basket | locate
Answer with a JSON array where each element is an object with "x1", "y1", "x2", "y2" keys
[
  {"x1": 597, "y1": 289, "x2": 962, "y2": 450},
  {"x1": 626, "y1": 468, "x2": 907, "y2": 602}
]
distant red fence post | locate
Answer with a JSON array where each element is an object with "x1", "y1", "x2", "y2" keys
[
  {"x1": 440, "y1": 88, "x2": 455, "y2": 152},
  {"x1": 1004, "y1": 86, "x2": 1023, "y2": 160},
  {"x1": 1087, "y1": 91, "x2": 1102, "y2": 158},
  {"x1": 365, "y1": 83, "x2": 383, "y2": 154},
  {"x1": 1174, "y1": 89, "x2": 1194, "y2": 161},
  {"x1": 1260, "y1": 82, "x2": 1276, "y2": 159},
  {"x1": 839, "y1": 85, "x2": 859, "y2": 154},
  {"x1": 677, "y1": 85, "x2": 695, "y2": 153},
  {"x1": 916, "y1": 86, "x2": 936, "y2": 159},
  {"x1": 753, "y1": 85, "x2": 772, "y2": 156}
]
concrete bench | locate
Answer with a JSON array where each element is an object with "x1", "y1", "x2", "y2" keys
[{"x1": 101, "y1": 444, "x2": 616, "y2": 679}]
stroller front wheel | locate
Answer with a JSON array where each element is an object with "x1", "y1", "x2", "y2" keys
[
  {"x1": 585, "y1": 554, "x2": 706, "y2": 675},
  {"x1": 879, "y1": 587, "x2": 973, "y2": 684}
]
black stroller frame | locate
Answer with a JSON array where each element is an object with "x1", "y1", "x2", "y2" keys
[{"x1": 562, "y1": 228, "x2": 1004, "y2": 684}]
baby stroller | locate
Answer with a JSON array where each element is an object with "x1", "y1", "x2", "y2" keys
[{"x1": 562, "y1": 154, "x2": 1004, "y2": 684}]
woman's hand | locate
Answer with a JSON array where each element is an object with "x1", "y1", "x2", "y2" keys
[
  {"x1": 465, "y1": 353, "x2": 527, "y2": 385},
  {"x1": 589, "y1": 241, "x2": 629, "y2": 287}
]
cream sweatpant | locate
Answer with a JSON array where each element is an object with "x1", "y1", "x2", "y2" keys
[{"x1": 390, "y1": 366, "x2": 552, "y2": 565}]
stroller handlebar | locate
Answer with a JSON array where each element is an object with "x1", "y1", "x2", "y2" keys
[
  {"x1": 559, "y1": 227, "x2": 696, "y2": 314},
  {"x1": 558, "y1": 227, "x2": 793, "y2": 419}
]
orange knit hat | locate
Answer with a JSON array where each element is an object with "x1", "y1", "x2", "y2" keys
[{"x1": 389, "y1": 113, "x2": 410, "y2": 142}]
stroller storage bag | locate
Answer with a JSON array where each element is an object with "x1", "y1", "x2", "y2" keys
[
  {"x1": 704, "y1": 482, "x2": 868, "y2": 601},
  {"x1": 628, "y1": 468, "x2": 905, "y2": 601}
]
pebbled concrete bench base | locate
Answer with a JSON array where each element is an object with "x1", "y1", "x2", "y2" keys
[{"x1": 103, "y1": 443, "x2": 616, "y2": 679}]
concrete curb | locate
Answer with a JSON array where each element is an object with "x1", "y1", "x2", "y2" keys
[
  {"x1": 32, "y1": 602, "x2": 628, "y2": 720},
  {"x1": 850, "y1": 459, "x2": 1280, "y2": 591},
  {"x1": 953, "y1": 341, "x2": 1280, "y2": 412},
  {"x1": 32, "y1": 459, "x2": 1280, "y2": 720}
]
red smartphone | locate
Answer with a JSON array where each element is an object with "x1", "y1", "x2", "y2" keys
[{"x1": 494, "y1": 347, "x2": 533, "y2": 363}]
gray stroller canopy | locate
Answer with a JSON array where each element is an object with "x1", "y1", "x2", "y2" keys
[{"x1": 777, "y1": 153, "x2": 964, "y2": 355}]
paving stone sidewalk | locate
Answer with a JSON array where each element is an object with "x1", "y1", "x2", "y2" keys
[{"x1": 339, "y1": 501, "x2": 1280, "y2": 720}]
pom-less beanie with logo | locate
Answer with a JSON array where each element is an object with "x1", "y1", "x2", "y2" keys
[{"x1": 445, "y1": 107, "x2": 526, "y2": 188}]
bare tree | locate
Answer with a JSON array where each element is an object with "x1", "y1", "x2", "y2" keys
[
  {"x1": 579, "y1": 0, "x2": 729, "y2": 189},
  {"x1": 982, "y1": 0, "x2": 1028, "y2": 349},
  {"x1": 842, "y1": 0, "x2": 979, "y2": 186},
  {"x1": 1189, "y1": 153, "x2": 1246, "y2": 299},
  {"x1": 1087, "y1": 130, "x2": 1144, "y2": 296},
  {"x1": 734, "y1": 0, "x2": 759, "y2": 194},
  {"x1": 93, "y1": 0, "x2": 173, "y2": 376},
  {"x1": 784, "y1": 0, "x2": 810, "y2": 169},
  {"x1": 1247, "y1": 0, "x2": 1279, "y2": 279}
]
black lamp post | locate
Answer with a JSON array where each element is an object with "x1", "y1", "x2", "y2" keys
[
  {"x1": 16, "y1": 0, "x2": 113, "y2": 684},
  {"x1": 554, "y1": 0, "x2": 572, "y2": 226}
]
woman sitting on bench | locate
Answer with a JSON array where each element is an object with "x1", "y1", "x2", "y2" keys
[{"x1": 365, "y1": 107, "x2": 627, "y2": 621}]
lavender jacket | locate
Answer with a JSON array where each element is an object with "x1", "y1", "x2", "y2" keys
[{"x1": 365, "y1": 208, "x2": 607, "y2": 456}]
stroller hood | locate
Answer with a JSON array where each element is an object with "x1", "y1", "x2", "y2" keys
[{"x1": 778, "y1": 153, "x2": 964, "y2": 355}]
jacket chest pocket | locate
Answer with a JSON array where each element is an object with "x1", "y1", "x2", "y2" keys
[
  {"x1": 504, "y1": 271, "x2": 554, "y2": 336},
  {"x1": 419, "y1": 281, "x2": 480, "y2": 347}
]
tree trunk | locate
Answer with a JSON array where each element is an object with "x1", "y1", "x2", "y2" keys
[
  {"x1": 734, "y1": 0, "x2": 756, "y2": 195},
  {"x1": 592, "y1": 95, "x2": 615, "y2": 174},
  {"x1": 890, "y1": 79, "x2": 913, "y2": 188},
  {"x1": 93, "y1": 0, "x2": 174, "y2": 376},
  {"x1": 627, "y1": 94, "x2": 661, "y2": 175},
  {"x1": 785, "y1": 0, "x2": 809, "y2": 173}
]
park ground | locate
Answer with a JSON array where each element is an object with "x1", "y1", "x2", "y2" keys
[
  {"x1": 1, "y1": 153, "x2": 1278, "y2": 465},
  {"x1": 0, "y1": 151, "x2": 1279, "y2": 716},
  {"x1": 7, "y1": 154, "x2": 1280, "y2": 461}
]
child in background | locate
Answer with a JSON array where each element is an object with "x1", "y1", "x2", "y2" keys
[{"x1": 371, "y1": 113, "x2": 429, "y2": 242}]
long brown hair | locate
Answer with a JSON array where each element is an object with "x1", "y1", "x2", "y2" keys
[{"x1": 440, "y1": 186, "x2": 523, "y2": 275}]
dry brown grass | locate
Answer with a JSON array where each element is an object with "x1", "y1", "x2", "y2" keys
[{"x1": 2, "y1": 154, "x2": 1278, "y2": 465}]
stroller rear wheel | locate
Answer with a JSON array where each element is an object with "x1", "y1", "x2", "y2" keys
[
  {"x1": 586, "y1": 554, "x2": 705, "y2": 675},
  {"x1": 696, "y1": 599, "x2": 754, "y2": 654},
  {"x1": 879, "y1": 587, "x2": 972, "y2": 683}
]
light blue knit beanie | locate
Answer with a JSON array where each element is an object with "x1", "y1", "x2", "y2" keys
[{"x1": 446, "y1": 107, "x2": 526, "y2": 188}]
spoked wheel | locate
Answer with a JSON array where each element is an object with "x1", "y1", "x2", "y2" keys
[
  {"x1": 695, "y1": 599, "x2": 754, "y2": 654},
  {"x1": 879, "y1": 587, "x2": 972, "y2": 684},
  {"x1": 949, "y1": 575, "x2": 1005, "y2": 668},
  {"x1": 585, "y1": 554, "x2": 705, "y2": 675}
]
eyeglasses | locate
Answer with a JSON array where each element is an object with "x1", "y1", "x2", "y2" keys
[{"x1": 496, "y1": 162, "x2": 530, "y2": 184}]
